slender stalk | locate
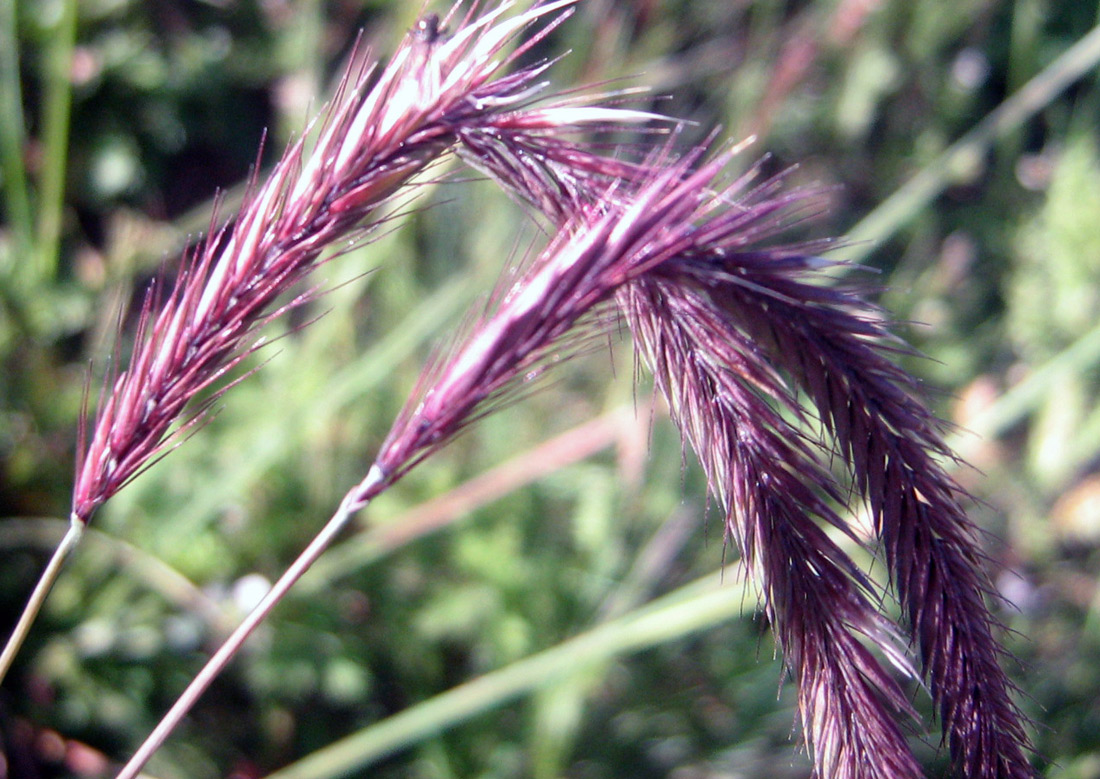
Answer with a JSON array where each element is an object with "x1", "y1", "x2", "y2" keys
[
  {"x1": 115, "y1": 469, "x2": 382, "y2": 779},
  {"x1": 0, "y1": 518, "x2": 224, "y2": 634},
  {"x1": 0, "y1": 514, "x2": 83, "y2": 682},
  {"x1": 299, "y1": 406, "x2": 635, "y2": 590}
]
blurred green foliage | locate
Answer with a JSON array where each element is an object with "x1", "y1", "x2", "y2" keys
[{"x1": 3, "y1": 0, "x2": 1100, "y2": 777}]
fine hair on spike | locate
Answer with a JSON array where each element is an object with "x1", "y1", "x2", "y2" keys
[
  {"x1": 462, "y1": 120, "x2": 1035, "y2": 776},
  {"x1": 67, "y1": 0, "x2": 648, "y2": 527}
]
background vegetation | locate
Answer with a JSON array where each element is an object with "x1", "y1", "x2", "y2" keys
[{"x1": 2, "y1": 0, "x2": 1100, "y2": 776}]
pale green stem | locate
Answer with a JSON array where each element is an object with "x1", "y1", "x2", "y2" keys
[
  {"x1": 34, "y1": 0, "x2": 78, "y2": 283},
  {"x1": 115, "y1": 473, "x2": 381, "y2": 779},
  {"x1": 0, "y1": 518, "x2": 226, "y2": 636},
  {"x1": 0, "y1": 0, "x2": 32, "y2": 267},
  {"x1": 0, "y1": 513, "x2": 84, "y2": 684},
  {"x1": 842, "y1": 21, "x2": 1100, "y2": 264},
  {"x1": 265, "y1": 565, "x2": 747, "y2": 779}
]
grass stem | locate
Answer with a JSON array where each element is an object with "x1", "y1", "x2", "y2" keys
[
  {"x1": 0, "y1": 514, "x2": 84, "y2": 684},
  {"x1": 115, "y1": 482, "x2": 379, "y2": 779}
]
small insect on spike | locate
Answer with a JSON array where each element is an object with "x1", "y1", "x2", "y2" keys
[{"x1": 415, "y1": 13, "x2": 444, "y2": 44}]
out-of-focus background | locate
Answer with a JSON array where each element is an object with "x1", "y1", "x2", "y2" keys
[{"x1": 2, "y1": 0, "x2": 1099, "y2": 776}]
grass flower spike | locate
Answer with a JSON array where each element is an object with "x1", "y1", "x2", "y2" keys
[
  {"x1": 668, "y1": 246, "x2": 1034, "y2": 776},
  {"x1": 621, "y1": 274, "x2": 923, "y2": 778},
  {"x1": 473, "y1": 137, "x2": 1034, "y2": 774},
  {"x1": 628, "y1": 204, "x2": 1033, "y2": 775},
  {"x1": 115, "y1": 145, "x2": 758, "y2": 779},
  {"x1": 70, "y1": 0, "x2": 644, "y2": 527},
  {"x1": 351, "y1": 146, "x2": 737, "y2": 507},
  {"x1": 0, "y1": 0, "x2": 656, "y2": 686},
  {"x1": 2, "y1": 3, "x2": 1039, "y2": 777}
]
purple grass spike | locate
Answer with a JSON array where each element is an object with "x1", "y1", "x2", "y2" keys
[
  {"x1": 645, "y1": 199, "x2": 1036, "y2": 776},
  {"x1": 344, "y1": 142, "x2": 937, "y2": 776},
  {"x1": 667, "y1": 248, "x2": 1035, "y2": 777},
  {"x1": 69, "y1": 0, "x2": 656, "y2": 526},
  {"x1": 32, "y1": 3, "x2": 1035, "y2": 776},
  {"x1": 0, "y1": 0, "x2": 662, "y2": 698},
  {"x1": 345, "y1": 145, "x2": 726, "y2": 509},
  {"x1": 469, "y1": 131, "x2": 1035, "y2": 776}
]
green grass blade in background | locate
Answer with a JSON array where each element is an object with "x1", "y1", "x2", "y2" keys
[
  {"x1": 843, "y1": 20, "x2": 1100, "y2": 264},
  {"x1": 266, "y1": 567, "x2": 751, "y2": 779},
  {"x1": 0, "y1": 0, "x2": 32, "y2": 269},
  {"x1": 32, "y1": 0, "x2": 77, "y2": 285}
]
